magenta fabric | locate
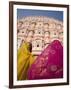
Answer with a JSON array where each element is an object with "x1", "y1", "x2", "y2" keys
[{"x1": 28, "y1": 40, "x2": 63, "y2": 80}]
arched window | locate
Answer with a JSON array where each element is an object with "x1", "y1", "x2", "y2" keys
[{"x1": 56, "y1": 24, "x2": 62, "y2": 30}]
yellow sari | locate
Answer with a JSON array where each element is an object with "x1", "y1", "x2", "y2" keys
[{"x1": 17, "y1": 42, "x2": 35, "y2": 80}]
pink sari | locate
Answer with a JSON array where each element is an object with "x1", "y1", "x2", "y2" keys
[{"x1": 28, "y1": 40, "x2": 63, "y2": 80}]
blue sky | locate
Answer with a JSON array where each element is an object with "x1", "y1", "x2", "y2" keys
[{"x1": 17, "y1": 9, "x2": 63, "y2": 21}]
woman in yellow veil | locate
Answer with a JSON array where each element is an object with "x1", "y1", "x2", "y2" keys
[{"x1": 17, "y1": 41, "x2": 35, "y2": 80}]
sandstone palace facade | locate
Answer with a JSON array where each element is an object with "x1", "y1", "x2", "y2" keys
[{"x1": 17, "y1": 16, "x2": 63, "y2": 55}]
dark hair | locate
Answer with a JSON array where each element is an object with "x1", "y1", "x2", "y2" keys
[{"x1": 28, "y1": 43, "x2": 32, "y2": 52}]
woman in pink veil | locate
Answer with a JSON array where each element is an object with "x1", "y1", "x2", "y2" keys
[{"x1": 28, "y1": 40, "x2": 63, "y2": 80}]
